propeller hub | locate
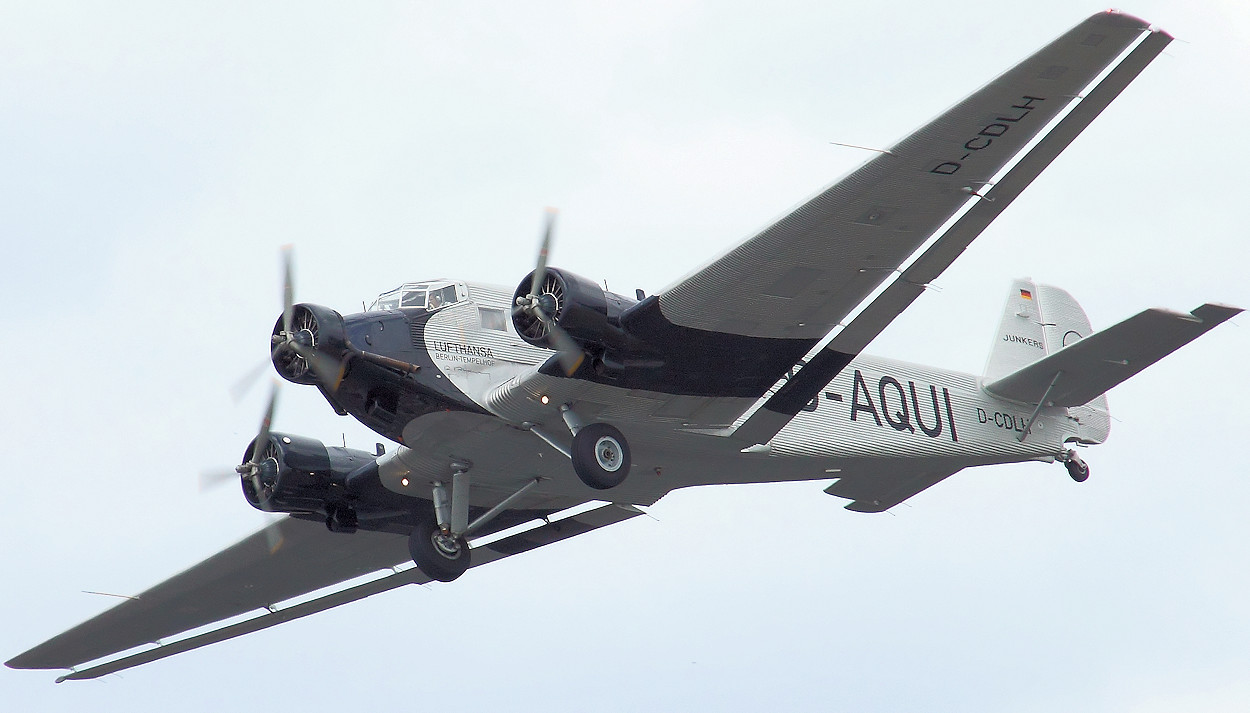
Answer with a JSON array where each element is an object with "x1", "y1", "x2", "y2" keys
[
  {"x1": 293, "y1": 328, "x2": 315, "y2": 348},
  {"x1": 535, "y1": 292, "x2": 557, "y2": 316}
]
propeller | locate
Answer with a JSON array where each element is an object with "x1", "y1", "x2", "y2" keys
[
  {"x1": 208, "y1": 247, "x2": 345, "y2": 555},
  {"x1": 513, "y1": 209, "x2": 586, "y2": 376},
  {"x1": 235, "y1": 385, "x2": 286, "y2": 554},
  {"x1": 277, "y1": 248, "x2": 347, "y2": 391},
  {"x1": 227, "y1": 247, "x2": 305, "y2": 402},
  {"x1": 198, "y1": 380, "x2": 286, "y2": 553},
  {"x1": 232, "y1": 247, "x2": 347, "y2": 403},
  {"x1": 234, "y1": 381, "x2": 279, "y2": 494}
]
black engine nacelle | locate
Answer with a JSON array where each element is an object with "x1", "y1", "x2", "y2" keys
[
  {"x1": 271, "y1": 303, "x2": 349, "y2": 385},
  {"x1": 512, "y1": 268, "x2": 636, "y2": 352},
  {"x1": 241, "y1": 432, "x2": 375, "y2": 517}
]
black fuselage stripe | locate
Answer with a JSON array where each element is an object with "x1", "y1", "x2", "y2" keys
[{"x1": 762, "y1": 348, "x2": 856, "y2": 416}]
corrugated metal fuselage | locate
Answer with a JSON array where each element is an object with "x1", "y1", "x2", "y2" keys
[{"x1": 340, "y1": 281, "x2": 1080, "y2": 509}]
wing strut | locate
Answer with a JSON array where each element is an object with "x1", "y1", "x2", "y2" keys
[{"x1": 1018, "y1": 371, "x2": 1063, "y2": 443}]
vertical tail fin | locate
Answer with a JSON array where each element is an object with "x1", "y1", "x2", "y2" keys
[
  {"x1": 984, "y1": 278, "x2": 1047, "y2": 382},
  {"x1": 984, "y1": 279, "x2": 1111, "y2": 443}
]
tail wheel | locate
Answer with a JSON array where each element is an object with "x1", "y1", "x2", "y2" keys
[
  {"x1": 1066, "y1": 459, "x2": 1090, "y2": 482},
  {"x1": 408, "y1": 516, "x2": 471, "y2": 582},
  {"x1": 571, "y1": 422, "x2": 631, "y2": 490}
]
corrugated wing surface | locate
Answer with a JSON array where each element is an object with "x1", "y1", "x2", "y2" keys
[{"x1": 656, "y1": 11, "x2": 1151, "y2": 340}]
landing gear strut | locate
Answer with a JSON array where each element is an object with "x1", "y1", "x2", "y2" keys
[
  {"x1": 1060, "y1": 449, "x2": 1089, "y2": 483},
  {"x1": 407, "y1": 464, "x2": 544, "y2": 582},
  {"x1": 409, "y1": 465, "x2": 473, "y2": 582}
]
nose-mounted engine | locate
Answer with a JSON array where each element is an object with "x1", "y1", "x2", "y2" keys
[{"x1": 271, "y1": 303, "x2": 349, "y2": 385}]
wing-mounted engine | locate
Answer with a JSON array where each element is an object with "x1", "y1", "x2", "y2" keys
[
  {"x1": 511, "y1": 267, "x2": 635, "y2": 352},
  {"x1": 509, "y1": 213, "x2": 814, "y2": 397},
  {"x1": 241, "y1": 432, "x2": 377, "y2": 530}
]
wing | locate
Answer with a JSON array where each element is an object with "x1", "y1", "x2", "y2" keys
[
  {"x1": 7, "y1": 503, "x2": 642, "y2": 680},
  {"x1": 726, "y1": 15, "x2": 1174, "y2": 444},
  {"x1": 658, "y1": 12, "x2": 1160, "y2": 341},
  {"x1": 501, "y1": 13, "x2": 1169, "y2": 439}
]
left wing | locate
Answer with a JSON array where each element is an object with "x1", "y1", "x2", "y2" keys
[
  {"x1": 7, "y1": 503, "x2": 642, "y2": 680},
  {"x1": 658, "y1": 12, "x2": 1162, "y2": 343},
  {"x1": 727, "y1": 15, "x2": 1175, "y2": 444}
]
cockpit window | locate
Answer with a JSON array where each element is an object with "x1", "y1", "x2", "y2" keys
[
  {"x1": 427, "y1": 285, "x2": 457, "y2": 311},
  {"x1": 367, "y1": 281, "x2": 461, "y2": 312},
  {"x1": 400, "y1": 290, "x2": 427, "y2": 308}
]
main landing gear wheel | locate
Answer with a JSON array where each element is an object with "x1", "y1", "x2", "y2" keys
[
  {"x1": 571, "y1": 422, "x2": 631, "y2": 490},
  {"x1": 408, "y1": 516, "x2": 471, "y2": 582},
  {"x1": 1063, "y1": 450, "x2": 1090, "y2": 483}
]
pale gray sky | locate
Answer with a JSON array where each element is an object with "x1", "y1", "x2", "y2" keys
[{"x1": 3, "y1": 1, "x2": 1249, "y2": 710}]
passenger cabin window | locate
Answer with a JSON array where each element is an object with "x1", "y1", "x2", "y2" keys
[{"x1": 479, "y1": 307, "x2": 507, "y2": 331}]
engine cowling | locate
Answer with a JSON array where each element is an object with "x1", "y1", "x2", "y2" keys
[
  {"x1": 512, "y1": 268, "x2": 634, "y2": 351},
  {"x1": 271, "y1": 303, "x2": 349, "y2": 385},
  {"x1": 240, "y1": 432, "x2": 375, "y2": 515}
]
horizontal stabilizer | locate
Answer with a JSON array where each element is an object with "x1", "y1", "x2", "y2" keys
[{"x1": 985, "y1": 303, "x2": 1241, "y2": 406}]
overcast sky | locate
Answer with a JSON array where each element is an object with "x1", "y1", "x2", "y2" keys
[{"x1": 3, "y1": 1, "x2": 1248, "y2": 710}]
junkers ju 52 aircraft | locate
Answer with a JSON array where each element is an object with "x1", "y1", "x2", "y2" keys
[{"x1": 9, "y1": 11, "x2": 1240, "y2": 681}]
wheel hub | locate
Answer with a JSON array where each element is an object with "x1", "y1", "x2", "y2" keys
[
  {"x1": 432, "y1": 532, "x2": 463, "y2": 559},
  {"x1": 594, "y1": 436, "x2": 623, "y2": 472}
]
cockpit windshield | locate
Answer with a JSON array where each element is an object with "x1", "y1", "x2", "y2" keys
[{"x1": 367, "y1": 281, "x2": 461, "y2": 312}]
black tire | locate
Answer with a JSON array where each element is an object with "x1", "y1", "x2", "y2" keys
[
  {"x1": 408, "y1": 517, "x2": 471, "y2": 582},
  {"x1": 1066, "y1": 460, "x2": 1090, "y2": 483},
  {"x1": 571, "y1": 422, "x2": 631, "y2": 490}
]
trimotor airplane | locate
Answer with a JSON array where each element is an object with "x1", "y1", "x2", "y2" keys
[{"x1": 8, "y1": 11, "x2": 1240, "y2": 682}]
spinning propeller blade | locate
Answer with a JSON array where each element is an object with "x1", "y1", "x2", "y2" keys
[
  {"x1": 517, "y1": 209, "x2": 586, "y2": 376},
  {"x1": 261, "y1": 517, "x2": 285, "y2": 554},
  {"x1": 290, "y1": 341, "x2": 347, "y2": 391},
  {"x1": 198, "y1": 468, "x2": 236, "y2": 492},
  {"x1": 530, "y1": 207, "x2": 556, "y2": 300},
  {"x1": 281, "y1": 245, "x2": 295, "y2": 339},
  {"x1": 532, "y1": 304, "x2": 585, "y2": 375},
  {"x1": 250, "y1": 382, "x2": 278, "y2": 468},
  {"x1": 228, "y1": 359, "x2": 271, "y2": 404},
  {"x1": 272, "y1": 246, "x2": 346, "y2": 392}
]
